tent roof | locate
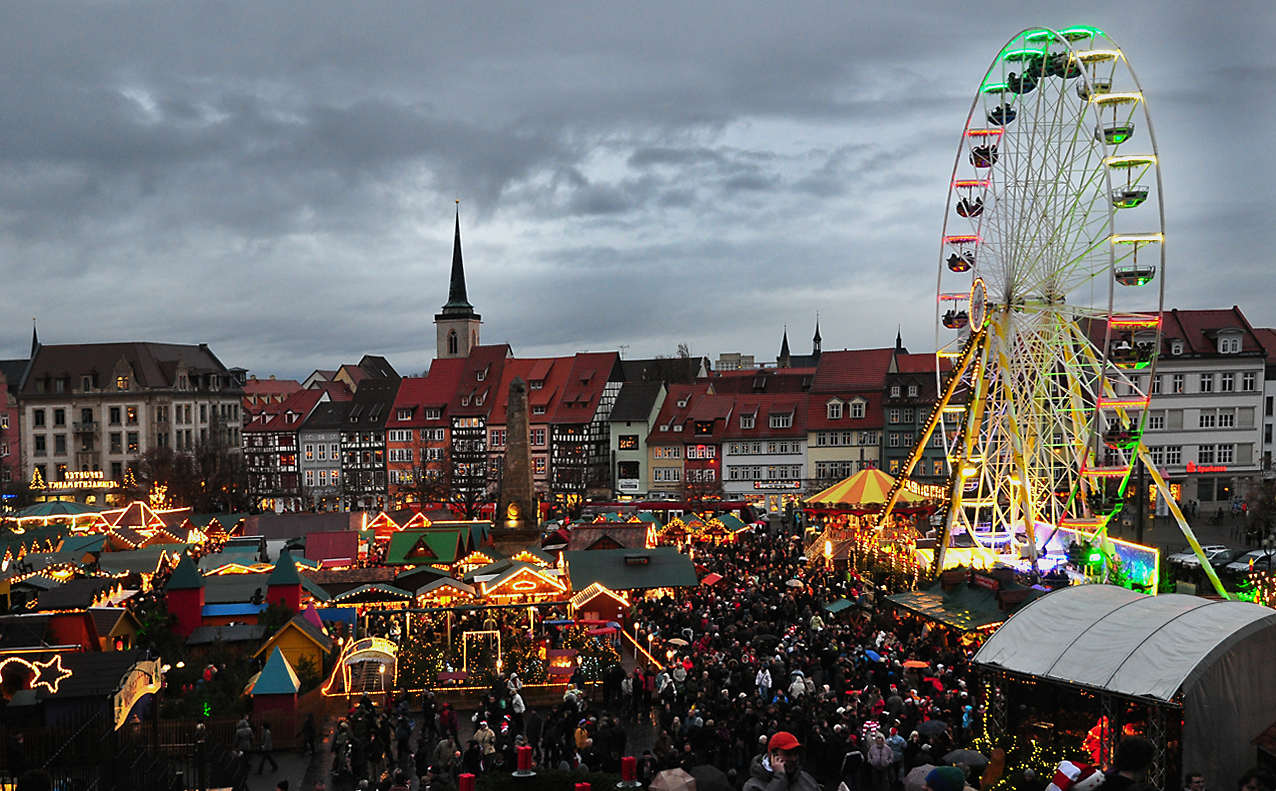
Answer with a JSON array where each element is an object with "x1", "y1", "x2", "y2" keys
[
  {"x1": 805, "y1": 468, "x2": 922, "y2": 506},
  {"x1": 887, "y1": 578, "x2": 1045, "y2": 632},
  {"x1": 973, "y1": 585, "x2": 1276, "y2": 702},
  {"x1": 252, "y1": 647, "x2": 300, "y2": 695}
]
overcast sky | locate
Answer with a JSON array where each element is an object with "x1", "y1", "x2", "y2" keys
[{"x1": 1, "y1": 1, "x2": 1272, "y2": 380}]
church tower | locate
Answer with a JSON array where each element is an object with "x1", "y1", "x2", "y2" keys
[{"x1": 435, "y1": 202, "x2": 482, "y2": 359}]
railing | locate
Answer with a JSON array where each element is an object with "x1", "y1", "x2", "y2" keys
[{"x1": 73, "y1": 421, "x2": 99, "y2": 432}]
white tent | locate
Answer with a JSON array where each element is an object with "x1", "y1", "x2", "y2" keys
[{"x1": 974, "y1": 585, "x2": 1276, "y2": 788}]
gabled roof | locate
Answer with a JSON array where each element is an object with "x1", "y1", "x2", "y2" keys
[
  {"x1": 1160, "y1": 307, "x2": 1267, "y2": 356},
  {"x1": 810, "y1": 348, "x2": 895, "y2": 392},
  {"x1": 252, "y1": 647, "x2": 301, "y2": 696},
  {"x1": 609, "y1": 381, "x2": 666, "y2": 423},
  {"x1": 414, "y1": 577, "x2": 477, "y2": 598},
  {"x1": 562, "y1": 547, "x2": 699, "y2": 591},
  {"x1": 387, "y1": 358, "x2": 468, "y2": 428},
  {"x1": 36, "y1": 578, "x2": 118, "y2": 611},
  {"x1": 566, "y1": 526, "x2": 653, "y2": 552},
  {"x1": 244, "y1": 389, "x2": 328, "y2": 434},
  {"x1": 709, "y1": 368, "x2": 815, "y2": 394},
  {"x1": 720, "y1": 394, "x2": 807, "y2": 439},
  {"x1": 551, "y1": 352, "x2": 624, "y2": 424},
  {"x1": 480, "y1": 562, "x2": 566, "y2": 595},
  {"x1": 385, "y1": 530, "x2": 464, "y2": 565},
  {"x1": 254, "y1": 613, "x2": 334, "y2": 657},
  {"x1": 331, "y1": 583, "x2": 414, "y2": 604}
]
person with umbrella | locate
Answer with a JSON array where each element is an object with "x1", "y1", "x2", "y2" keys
[{"x1": 743, "y1": 732, "x2": 819, "y2": 791}]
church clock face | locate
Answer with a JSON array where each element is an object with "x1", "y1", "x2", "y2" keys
[{"x1": 970, "y1": 278, "x2": 987, "y2": 330}]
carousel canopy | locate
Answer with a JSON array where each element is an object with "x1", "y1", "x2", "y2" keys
[{"x1": 805, "y1": 469, "x2": 923, "y2": 507}]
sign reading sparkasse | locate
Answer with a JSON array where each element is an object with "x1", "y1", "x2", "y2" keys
[{"x1": 1185, "y1": 462, "x2": 1228, "y2": 474}]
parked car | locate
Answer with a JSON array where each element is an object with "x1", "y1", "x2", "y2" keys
[
  {"x1": 1166, "y1": 544, "x2": 1229, "y2": 568},
  {"x1": 1205, "y1": 549, "x2": 1245, "y2": 572},
  {"x1": 1224, "y1": 549, "x2": 1276, "y2": 576}
]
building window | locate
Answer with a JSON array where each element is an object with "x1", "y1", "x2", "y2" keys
[
  {"x1": 1199, "y1": 412, "x2": 1216, "y2": 429},
  {"x1": 533, "y1": 457, "x2": 546, "y2": 476},
  {"x1": 889, "y1": 409, "x2": 900, "y2": 424},
  {"x1": 618, "y1": 435, "x2": 639, "y2": 450},
  {"x1": 889, "y1": 433, "x2": 900, "y2": 448},
  {"x1": 1148, "y1": 414, "x2": 1164, "y2": 431},
  {"x1": 1244, "y1": 372, "x2": 1257, "y2": 392},
  {"x1": 1219, "y1": 411, "x2": 1235, "y2": 428},
  {"x1": 652, "y1": 467, "x2": 681, "y2": 482},
  {"x1": 1199, "y1": 374, "x2": 1213, "y2": 393},
  {"x1": 533, "y1": 406, "x2": 546, "y2": 415},
  {"x1": 51, "y1": 409, "x2": 65, "y2": 427},
  {"x1": 319, "y1": 470, "x2": 328, "y2": 486},
  {"x1": 305, "y1": 444, "x2": 314, "y2": 461},
  {"x1": 769, "y1": 414, "x2": 792, "y2": 429},
  {"x1": 851, "y1": 401, "x2": 865, "y2": 419},
  {"x1": 0, "y1": 413, "x2": 6, "y2": 430},
  {"x1": 889, "y1": 459, "x2": 901, "y2": 474},
  {"x1": 1172, "y1": 375, "x2": 1184, "y2": 394},
  {"x1": 932, "y1": 459, "x2": 944, "y2": 476},
  {"x1": 127, "y1": 432, "x2": 139, "y2": 453},
  {"x1": 126, "y1": 406, "x2": 138, "y2": 425},
  {"x1": 54, "y1": 434, "x2": 66, "y2": 455},
  {"x1": 1197, "y1": 444, "x2": 1215, "y2": 464},
  {"x1": 532, "y1": 428, "x2": 546, "y2": 446},
  {"x1": 740, "y1": 415, "x2": 755, "y2": 429},
  {"x1": 1150, "y1": 376, "x2": 1161, "y2": 395},
  {"x1": 331, "y1": 470, "x2": 339, "y2": 487},
  {"x1": 305, "y1": 470, "x2": 315, "y2": 486},
  {"x1": 200, "y1": 405, "x2": 208, "y2": 423},
  {"x1": 890, "y1": 385, "x2": 900, "y2": 398},
  {"x1": 34, "y1": 435, "x2": 46, "y2": 456},
  {"x1": 1221, "y1": 373, "x2": 1235, "y2": 393},
  {"x1": 425, "y1": 408, "x2": 442, "y2": 420},
  {"x1": 1219, "y1": 336, "x2": 1241, "y2": 354},
  {"x1": 827, "y1": 402, "x2": 842, "y2": 420},
  {"x1": 903, "y1": 408, "x2": 915, "y2": 423},
  {"x1": 116, "y1": 376, "x2": 129, "y2": 390},
  {"x1": 32, "y1": 410, "x2": 45, "y2": 427},
  {"x1": 110, "y1": 433, "x2": 122, "y2": 453},
  {"x1": 1218, "y1": 444, "x2": 1235, "y2": 464},
  {"x1": 448, "y1": 331, "x2": 458, "y2": 355},
  {"x1": 397, "y1": 408, "x2": 412, "y2": 421},
  {"x1": 908, "y1": 385, "x2": 919, "y2": 397}
]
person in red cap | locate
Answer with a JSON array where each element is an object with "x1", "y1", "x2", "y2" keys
[{"x1": 742, "y1": 732, "x2": 819, "y2": 791}]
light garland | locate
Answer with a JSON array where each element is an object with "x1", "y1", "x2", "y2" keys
[{"x1": 0, "y1": 654, "x2": 73, "y2": 695}]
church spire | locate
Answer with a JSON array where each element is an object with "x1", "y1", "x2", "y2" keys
[
  {"x1": 443, "y1": 201, "x2": 474, "y2": 313},
  {"x1": 812, "y1": 315, "x2": 822, "y2": 355},
  {"x1": 779, "y1": 326, "x2": 791, "y2": 368},
  {"x1": 31, "y1": 318, "x2": 39, "y2": 357},
  {"x1": 895, "y1": 326, "x2": 904, "y2": 353}
]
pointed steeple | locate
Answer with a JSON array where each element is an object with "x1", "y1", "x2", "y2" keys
[
  {"x1": 895, "y1": 327, "x2": 904, "y2": 353},
  {"x1": 812, "y1": 315, "x2": 822, "y2": 355},
  {"x1": 779, "y1": 327, "x2": 791, "y2": 368},
  {"x1": 31, "y1": 319, "x2": 39, "y2": 357},
  {"x1": 443, "y1": 201, "x2": 474, "y2": 314}
]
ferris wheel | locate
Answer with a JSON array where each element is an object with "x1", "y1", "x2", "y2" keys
[{"x1": 876, "y1": 28, "x2": 1170, "y2": 572}]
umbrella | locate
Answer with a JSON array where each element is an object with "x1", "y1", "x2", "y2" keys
[
  {"x1": 917, "y1": 719, "x2": 950, "y2": 736},
  {"x1": 650, "y1": 768, "x2": 696, "y2": 791},
  {"x1": 865, "y1": 650, "x2": 882, "y2": 662},
  {"x1": 689, "y1": 764, "x2": 730, "y2": 791},
  {"x1": 753, "y1": 634, "x2": 781, "y2": 648},
  {"x1": 667, "y1": 638, "x2": 689, "y2": 647},
  {"x1": 903, "y1": 660, "x2": 929, "y2": 669},
  {"x1": 786, "y1": 579, "x2": 804, "y2": 588},
  {"x1": 904, "y1": 764, "x2": 937, "y2": 791},
  {"x1": 944, "y1": 748, "x2": 988, "y2": 768}
]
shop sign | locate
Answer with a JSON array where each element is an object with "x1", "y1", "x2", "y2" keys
[
  {"x1": 47, "y1": 470, "x2": 116, "y2": 491},
  {"x1": 754, "y1": 481, "x2": 800, "y2": 490},
  {"x1": 114, "y1": 660, "x2": 162, "y2": 730},
  {"x1": 618, "y1": 479, "x2": 641, "y2": 492},
  {"x1": 1185, "y1": 462, "x2": 1228, "y2": 474},
  {"x1": 902, "y1": 478, "x2": 947, "y2": 499}
]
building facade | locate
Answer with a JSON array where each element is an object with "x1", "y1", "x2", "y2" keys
[
  {"x1": 19, "y1": 342, "x2": 243, "y2": 503},
  {"x1": 608, "y1": 382, "x2": 666, "y2": 497}
]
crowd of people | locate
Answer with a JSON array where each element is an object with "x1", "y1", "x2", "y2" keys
[{"x1": 309, "y1": 526, "x2": 1268, "y2": 791}]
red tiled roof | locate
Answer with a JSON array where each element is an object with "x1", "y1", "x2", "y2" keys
[
  {"x1": 810, "y1": 348, "x2": 894, "y2": 392},
  {"x1": 244, "y1": 388, "x2": 327, "y2": 433},
  {"x1": 550, "y1": 352, "x2": 622, "y2": 425},
  {"x1": 806, "y1": 391, "x2": 885, "y2": 430},
  {"x1": 687, "y1": 395, "x2": 734, "y2": 422},
  {"x1": 245, "y1": 379, "x2": 302, "y2": 395},
  {"x1": 388, "y1": 358, "x2": 467, "y2": 428},
  {"x1": 721, "y1": 394, "x2": 808, "y2": 439},
  {"x1": 709, "y1": 368, "x2": 815, "y2": 394},
  {"x1": 450, "y1": 345, "x2": 512, "y2": 416},
  {"x1": 1162, "y1": 307, "x2": 1265, "y2": 355},
  {"x1": 1254, "y1": 328, "x2": 1276, "y2": 359},
  {"x1": 645, "y1": 383, "x2": 714, "y2": 444}
]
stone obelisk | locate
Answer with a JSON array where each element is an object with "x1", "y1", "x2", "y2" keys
[{"x1": 493, "y1": 377, "x2": 540, "y2": 556}]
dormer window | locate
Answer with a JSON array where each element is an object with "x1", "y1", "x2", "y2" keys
[
  {"x1": 477, "y1": 366, "x2": 488, "y2": 382},
  {"x1": 533, "y1": 405, "x2": 546, "y2": 415},
  {"x1": 475, "y1": 393, "x2": 485, "y2": 406},
  {"x1": 908, "y1": 385, "x2": 919, "y2": 397},
  {"x1": 530, "y1": 380, "x2": 544, "y2": 390},
  {"x1": 827, "y1": 401, "x2": 843, "y2": 420},
  {"x1": 1170, "y1": 340, "x2": 1184, "y2": 356},
  {"x1": 117, "y1": 376, "x2": 129, "y2": 391},
  {"x1": 677, "y1": 399, "x2": 688, "y2": 408},
  {"x1": 1218, "y1": 334, "x2": 1242, "y2": 354},
  {"x1": 673, "y1": 424, "x2": 683, "y2": 432},
  {"x1": 890, "y1": 385, "x2": 900, "y2": 398},
  {"x1": 425, "y1": 408, "x2": 442, "y2": 420},
  {"x1": 461, "y1": 395, "x2": 471, "y2": 406},
  {"x1": 740, "y1": 414, "x2": 755, "y2": 430},
  {"x1": 770, "y1": 413, "x2": 792, "y2": 429},
  {"x1": 851, "y1": 400, "x2": 866, "y2": 419}
]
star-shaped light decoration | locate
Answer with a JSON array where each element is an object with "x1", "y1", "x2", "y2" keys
[{"x1": 30, "y1": 655, "x2": 72, "y2": 694}]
